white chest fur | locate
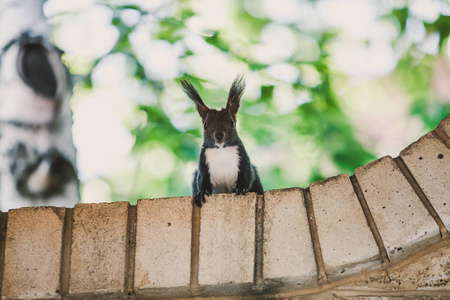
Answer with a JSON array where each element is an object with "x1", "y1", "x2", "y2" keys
[{"x1": 205, "y1": 146, "x2": 240, "y2": 193}]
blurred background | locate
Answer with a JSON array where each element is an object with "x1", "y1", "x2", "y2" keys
[{"x1": 43, "y1": 0, "x2": 450, "y2": 204}]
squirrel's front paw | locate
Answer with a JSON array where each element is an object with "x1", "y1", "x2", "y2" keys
[
  {"x1": 194, "y1": 190, "x2": 210, "y2": 207},
  {"x1": 233, "y1": 187, "x2": 248, "y2": 195}
]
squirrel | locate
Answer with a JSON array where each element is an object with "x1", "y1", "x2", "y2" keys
[{"x1": 181, "y1": 74, "x2": 264, "y2": 207}]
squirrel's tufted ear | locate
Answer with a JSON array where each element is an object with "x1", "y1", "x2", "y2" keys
[
  {"x1": 180, "y1": 79, "x2": 210, "y2": 119},
  {"x1": 226, "y1": 74, "x2": 245, "y2": 116}
]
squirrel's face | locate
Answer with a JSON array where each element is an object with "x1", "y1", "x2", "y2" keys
[
  {"x1": 202, "y1": 109, "x2": 238, "y2": 148},
  {"x1": 181, "y1": 74, "x2": 246, "y2": 148}
]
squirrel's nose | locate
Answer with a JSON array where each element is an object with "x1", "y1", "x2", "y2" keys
[{"x1": 215, "y1": 132, "x2": 224, "y2": 141}]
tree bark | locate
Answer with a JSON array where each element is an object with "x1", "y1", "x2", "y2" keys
[{"x1": 0, "y1": 0, "x2": 79, "y2": 210}]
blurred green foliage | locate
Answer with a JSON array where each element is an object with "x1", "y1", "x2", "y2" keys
[{"x1": 51, "y1": 0, "x2": 450, "y2": 203}]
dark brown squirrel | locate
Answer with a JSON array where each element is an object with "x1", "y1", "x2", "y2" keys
[{"x1": 180, "y1": 75, "x2": 264, "y2": 207}]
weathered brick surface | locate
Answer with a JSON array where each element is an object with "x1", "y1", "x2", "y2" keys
[
  {"x1": 310, "y1": 174, "x2": 380, "y2": 275},
  {"x1": 354, "y1": 156, "x2": 440, "y2": 261},
  {"x1": 198, "y1": 193, "x2": 256, "y2": 286},
  {"x1": 400, "y1": 132, "x2": 450, "y2": 231},
  {"x1": 69, "y1": 202, "x2": 128, "y2": 296},
  {"x1": 2, "y1": 207, "x2": 65, "y2": 299},
  {"x1": 437, "y1": 114, "x2": 450, "y2": 137},
  {"x1": 134, "y1": 197, "x2": 191, "y2": 291},
  {"x1": 263, "y1": 188, "x2": 317, "y2": 281}
]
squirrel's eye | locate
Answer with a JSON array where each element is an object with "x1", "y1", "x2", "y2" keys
[
  {"x1": 230, "y1": 119, "x2": 235, "y2": 127},
  {"x1": 203, "y1": 122, "x2": 207, "y2": 129}
]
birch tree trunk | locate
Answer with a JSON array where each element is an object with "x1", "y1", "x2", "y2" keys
[{"x1": 0, "y1": 0, "x2": 79, "y2": 211}]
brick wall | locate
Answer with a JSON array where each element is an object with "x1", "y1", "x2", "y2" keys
[{"x1": 0, "y1": 114, "x2": 449, "y2": 299}]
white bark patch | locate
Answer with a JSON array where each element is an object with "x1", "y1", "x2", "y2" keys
[
  {"x1": 0, "y1": 0, "x2": 48, "y2": 47},
  {"x1": 0, "y1": 81, "x2": 56, "y2": 124},
  {"x1": 205, "y1": 146, "x2": 240, "y2": 193}
]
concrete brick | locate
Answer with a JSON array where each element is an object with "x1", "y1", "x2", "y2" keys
[
  {"x1": 69, "y1": 202, "x2": 128, "y2": 296},
  {"x1": 199, "y1": 193, "x2": 256, "y2": 286},
  {"x1": 3, "y1": 207, "x2": 65, "y2": 299},
  {"x1": 354, "y1": 156, "x2": 440, "y2": 261},
  {"x1": 134, "y1": 197, "x2": 192, "y2": 290},
  {"x1": 400, "y1": 132, "x2": 450, "y2": 231},
  {"x1": 437, "y1": 113, "x2": 450, "y2": 137},
  {"x1": 263, "y1": 188, "x2": 317, "y2": 280},
  {"x1": 310, "y1": 174, "x2": 380, "y2": 275}
]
